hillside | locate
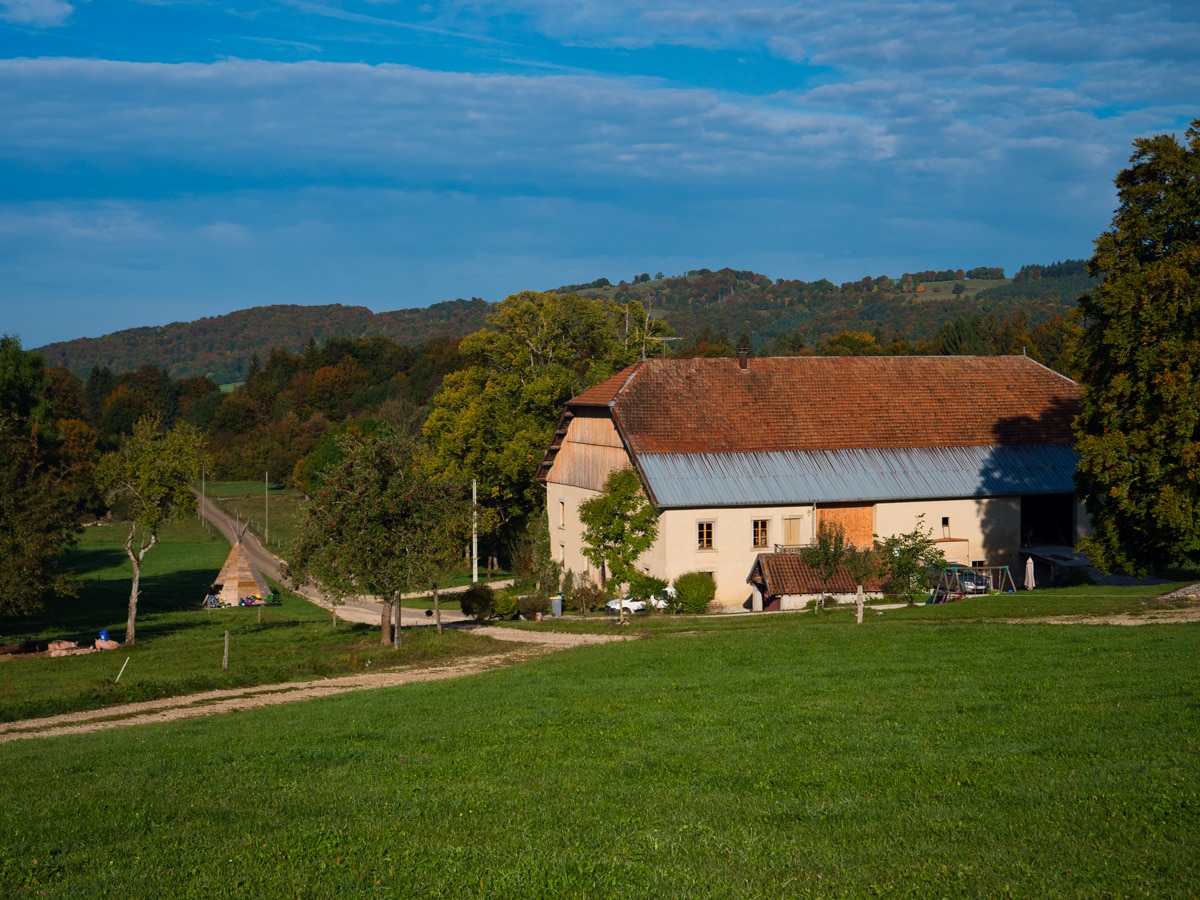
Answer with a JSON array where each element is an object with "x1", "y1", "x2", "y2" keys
[
  {"x1": 34, "y1": 263, "x2": 1096, "y2": 381},
  {"x1": 583, "y1": 261, "x2": 1096, "y2": 349},
  {"x1": 36, "y1": 298, "x2": 492, "y2": 383}
]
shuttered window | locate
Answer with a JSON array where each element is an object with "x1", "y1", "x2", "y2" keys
[{"x1": 783, "y1": 517, "x2": 803, "y2": 546}]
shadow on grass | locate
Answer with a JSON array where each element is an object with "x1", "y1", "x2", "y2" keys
[
  {"x1": 61, "y1": 546, "x2": 129, "y2": 577},
  {"x1": 3, "y1": 567, "x2": 243, "y2": 645}
]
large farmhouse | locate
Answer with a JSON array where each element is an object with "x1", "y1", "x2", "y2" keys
[{"x1": 536, "y1": 354, "x2": 1085, "y2": 610}]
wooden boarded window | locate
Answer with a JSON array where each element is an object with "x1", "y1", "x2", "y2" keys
[{"x1": 818, "y1": 504, "x2": 875, "y2": 547}]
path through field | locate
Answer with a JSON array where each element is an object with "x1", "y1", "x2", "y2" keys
[{"x1": 0, "y1": 626, "x2": 632, "y2": 743}]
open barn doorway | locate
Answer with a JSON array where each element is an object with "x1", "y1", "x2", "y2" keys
[{"x1": 1021, "y1": 493, "x2": 1075, "y2": 547}]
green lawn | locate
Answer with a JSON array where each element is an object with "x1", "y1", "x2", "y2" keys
[
  {"x1": 0, "y1": 520, "x2": 499, "y2": 722},
  {"x1": 2, "y1": 610, "x2": 1198, "y2": 896},
  {"x1": 201, "y1": 479, "x2": 308, "y2": 555}
]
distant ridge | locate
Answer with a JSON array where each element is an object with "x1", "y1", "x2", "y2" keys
[
  {"x1": 34, "y1": 263, "x2": 1093, "y2": 383},
  {"x1": 37, "y1": 298, "x2": 492, "y2": 383}
]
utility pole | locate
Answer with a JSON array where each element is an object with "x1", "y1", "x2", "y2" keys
[
  {"x1": 264, "y1": 470, "x2": 269, "y2": 545},
  {"x1": 472, "y1": 478, "x2": 478, "y2": 584}
]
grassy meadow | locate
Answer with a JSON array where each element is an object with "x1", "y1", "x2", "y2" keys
[
  {"x1": 201, "y1": 479, "x2": 309, "y2": 555},
  {"x1": 2, "y1": 599, "x2": 1199, "y2": 896},
  {"x1": 0, "y1": 520, "x2": 498, "y2": 723},
  {"x1": 2, "y1": 514, "x2": 1198, "y2": 896}
]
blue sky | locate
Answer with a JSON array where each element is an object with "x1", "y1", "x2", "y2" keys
[{"x1": 1, "y1": 1, "x2": 1197, "y2": 348}]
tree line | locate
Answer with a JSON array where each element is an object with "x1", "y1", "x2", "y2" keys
[{"x1": 4, "y1": 118, "x2": 1198, "y2": 631}]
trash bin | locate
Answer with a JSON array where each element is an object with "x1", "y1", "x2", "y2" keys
[{"x1": 551, "y1": 595, "x2": 563, "y2": 617}]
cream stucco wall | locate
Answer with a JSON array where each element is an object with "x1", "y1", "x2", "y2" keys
[
  {"x1": 547, "y1": 482, "x2": 1040, "y2": 609},
  {"x1": 546, "y1": 481, "x2": 602, "y2": 582},
  {"x1": 873, "y1": 497, "x2": 1022, "y2": 569},
  {"x1": 656, "y1": 505, "x2": 817, "y2": 609}
]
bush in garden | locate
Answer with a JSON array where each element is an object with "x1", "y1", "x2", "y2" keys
[
  {"x1": 459, "y1": 583, "x2": 495, "y2": 621},
  {"x1": 572, "y1": 582, "x2": 608, "y2": 617},
  {"x1": 630, "y1": 573, "x2": 668, "y2": 612},
  {"x1": 560, "y1": 569, "x2": 576, "y2": 610},
  {"x1": 492, "y1": 590, "x2": 519, "y2": 620},
  {"x1": 672, "y1": 571, "x2": 715, "y2": 614},
  {"x1": 518, "y1": 594, "x2": 549, "y2": 619}
]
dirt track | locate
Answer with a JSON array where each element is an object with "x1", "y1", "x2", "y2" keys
[{"x1": 0, "y1": 627, "x2": 632, "y2": 743}]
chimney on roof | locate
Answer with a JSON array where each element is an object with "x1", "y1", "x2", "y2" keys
[{"x1": 737, "y1": 348, "x2": 749, "y2": 370}]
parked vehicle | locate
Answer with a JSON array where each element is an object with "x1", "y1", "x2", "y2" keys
[
  {"x1": 605, "y1": 593, "x2": 669, "y2": 615},
  {"x1": 928, "y1": 564, "x2": 991, "y2": 599},
  {"x1": 949, "y1": 565, "x2": 991, "y2": 594}
]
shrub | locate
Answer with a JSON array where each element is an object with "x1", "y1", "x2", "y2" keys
[
  {"x1": 492, "y1": 590, "x2": 519, "y2": 620},
  {"x1": 561, "y1": 569, "x2": 576, "y2": 609},
  {"x1": 519, "y1": 594, "x2": 549, "y2": 619},
  {"x1": 673, "y1": 571, "x2": 715, "y2": 614},
  {"x1": 573, "y1": 582, "x2": 608, "y2": 617},
  {"x1": 630, "y1": 573, "x2": 667, "y2": 600},
  {"x1": 459, "y1": 584, "x2": 495, "y2": 622}
]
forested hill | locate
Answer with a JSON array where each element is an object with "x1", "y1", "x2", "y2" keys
[
  {"x1": 37, "y1": 298, "x2": 492, "y2": 383},
  {"x1": 35, "y1": 261, "x2": 1095, "y2": 382},
  {"x1": 584, "y1": 260, "x2": 1096, "y2": 352}
]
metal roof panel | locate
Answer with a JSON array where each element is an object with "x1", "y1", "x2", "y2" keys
[{"x1": 638, "y1": 445, "x2": 1079, "y2": 508}]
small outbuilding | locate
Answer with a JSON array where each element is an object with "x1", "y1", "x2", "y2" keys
[
  {"x1": 747, "y1": 553, "x2": 886, "y2": 611},
  {"x1": 212, "y1": 540, "x2": 268, "y2": 606}
]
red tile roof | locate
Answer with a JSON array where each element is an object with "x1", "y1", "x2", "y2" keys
[
  {"x1": 569, "y1": 356, "x2": 1078, "y2": 453},
  {"x1": 755, "y1": 552, "x2": 886, "y2": 595}
]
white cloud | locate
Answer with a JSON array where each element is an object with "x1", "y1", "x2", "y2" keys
[
  {"x1": 0, "y1": 58, "x2": 904, "y2": 197},
  {"x1": 0, "y1": 0, "x2": 73, "y2": 27}
]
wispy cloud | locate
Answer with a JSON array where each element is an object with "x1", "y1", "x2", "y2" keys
[
  {"x1": 0, "y1": 0, "x2": 73, "y2": 27},
  {"x1": 0, "y1": 0, "x2": 1193, "y2": 346}
]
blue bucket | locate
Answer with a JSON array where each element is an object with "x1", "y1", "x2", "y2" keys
[{"x1": 99, "y1": 629, "x2": 108, "y2": 641}]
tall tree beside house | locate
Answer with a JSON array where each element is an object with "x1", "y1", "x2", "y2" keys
[
  {"x1": 289, "y1": 428, "x2": 471, "y2": 646},
  {"x1": 578, "y1": 467, "x2": 659, "y2": 596},
  {"x1": 1074, "y1": 119, "x2": 1200, "y2": 574},
  {"x1": 423, "y1": 291, "x2": 670, "y2": 553},
  {"x1": 95, "y1": 415, "x2": 205, "y2": 644}
]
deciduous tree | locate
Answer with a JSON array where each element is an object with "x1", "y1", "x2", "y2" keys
[
  {"x1": 876, "y1": 517, "x2": 946, "y2": 605},
  {"x1": 802, "y1": 520, "x2": 849, "y2": 608},
  {"x1": 0, "y1": 419, "x2": 82, "y2": 616},
  {"x1": 578, "y1": 467, "x2": 658, "y2": 595},
  {"x1": 1074, "y1": 119, "x2": 1200, "y2": 574},
  {"x1": 423, "y1": 291, "x2": 669, "y2": 549},
  {"x1": 290, "y1": 429, "x2": 470, "y2": 645},
  {"x1": 95, "y1": 415, "x2": 205, "y2": 644}
]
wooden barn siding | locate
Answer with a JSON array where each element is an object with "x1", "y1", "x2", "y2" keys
[
  {"x1": 546, "y1": 414, "x2": 630, "y2": 492},
  {"x1": 817, "y1": 503, "x2": 875, "y2": 547},
  {"x1": 567, "y1": 413, "x2": 625, "y2": 447}
]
